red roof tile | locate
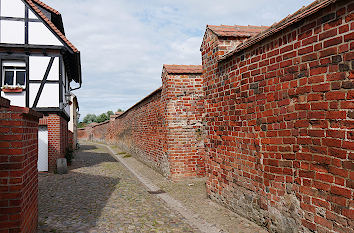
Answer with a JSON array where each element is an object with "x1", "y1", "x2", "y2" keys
[
  {"x1": 32, "y1": 0, "x2": 60, "y2": 15},
  {"x1": 221, "y1": 0, "x2": 337, "y2": 60},
  {"x1": 207, "y1": 25, "x2": 269, "y2": 37},
  {"x1": 164, "y1": 65, "x2": 203, "y2": 74},
  {"x1": 24, "y1": 0, "x2": 79, "y2": 53}
]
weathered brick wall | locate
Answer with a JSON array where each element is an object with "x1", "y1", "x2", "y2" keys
[
  {"x1": 162, "y1": 67, "x2": 206, "y2": 179},
  {"x1": 91, "y1": 121, "x2": 110, "y2": 143},
  {"x1": 78, "y1": 127, "x2": 90, "y2": 140},
  {"x1": 79, "y1": 66, "x2": 205, "y2": 180},
  {"x1": 108, "y1": 89, "x2": 170, "y2": 176},
  {"x1": 39, "y1": 114, "x2": 69, "y2": 171},
  {"x1": 201, "y1": 0, "x2": 353, "y2": 232},
  {"x1": 0, "y1": 97, "x2": 41, "y2": 233}
]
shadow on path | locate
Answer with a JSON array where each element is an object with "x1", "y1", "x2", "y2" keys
[{"x1": 38, "y1": 144, "x2": 121, "y2": 232}]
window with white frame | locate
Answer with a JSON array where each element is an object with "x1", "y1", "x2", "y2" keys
[{"x1": 2, "y1": 61, "x2": 26, "y2": 88}]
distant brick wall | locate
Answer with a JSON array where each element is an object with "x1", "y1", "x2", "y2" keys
[
  {"x1": 201, "y1": 0, "x2": 353, "y2": 232},
  {"x1": 39, "y1": 114, "x2": 69, "y2": 171},
  {"x1": 0, "y1": 97, "x2": 41, "y2": 233},
  {"x1": 78, "y1": 127, "x2": 90, "y2": 140},
  {"x1": 92, "y1": 121, "x2": 110, "y2": 143},
  {"x1": 79, "y1": 66, "x2": 205, "y2": 180}
]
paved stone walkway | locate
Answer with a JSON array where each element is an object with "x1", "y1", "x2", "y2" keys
[{"x1": 38, "y1": 144, "x2": 199, "y2": 233}]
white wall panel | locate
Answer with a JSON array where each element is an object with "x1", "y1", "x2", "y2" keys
[
  {"x1": 29, "y1": 56, "x2": 59, "y2": 81},
  {"x1": 37, "y1": 83, "x2": 59, "y2": 107},
  {"x1": 28, "y1": 22, "x2": 62, "y2": 46},
  {"x1": 1, "y1": 0, "x2": 24, "y2": 18},
  {"x1": 29, "y1": 83, "x2": 40, "y2": 107},
  {"x1": 29, "y1": 56, "x2": 50, "y2": 80},
  {"x1": 3, "y1": 91, "x2": 25, "y2": 107},
  {"x1": 47, "y1": 58, "x2": 59, "y2": 80},
  {"x1": 28, "y1": 9, "x2": 37, "y2": 19},
  {"x1": 29, "y1": 82, "x2": 59, "y2": 107},
  {"x1": 1, "y1": 21, "x2": 24, "y2": 44}
]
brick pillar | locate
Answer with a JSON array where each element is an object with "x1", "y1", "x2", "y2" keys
[
  {"x1": 0, "y1": 97, "x2": 42, "y2": 233},
  {"x1": 161, "y1": 65, "x2": 206, "y2": 180},
  {"x1": 39, "y1": 114, "x2": 69, "y2": 172}
]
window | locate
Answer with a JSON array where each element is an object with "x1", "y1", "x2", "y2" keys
[{"x1": 2, "y1": 61, "x2": 26, "y2": 88}]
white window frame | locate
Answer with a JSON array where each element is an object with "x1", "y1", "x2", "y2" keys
[{"x1": 2, "y1": 61, "x2": 26, "y2": 88}]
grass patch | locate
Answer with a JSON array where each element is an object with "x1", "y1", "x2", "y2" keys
[
  {"x1": 118, "y1": 152, "x2": 126, "y2": 155},
  {"x1": 123, "y1": 154, "x2": 132, "y2": 158}
]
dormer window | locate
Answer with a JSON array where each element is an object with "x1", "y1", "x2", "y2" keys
[{"x1": 2, "y1": 61, "x2": 26, "y2": 89}]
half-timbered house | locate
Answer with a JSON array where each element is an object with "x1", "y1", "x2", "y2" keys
[{"x1": 0, "y1": 0, "x2": 82, "y2": 171}]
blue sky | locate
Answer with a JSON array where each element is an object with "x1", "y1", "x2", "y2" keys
[{"x1": 44, "y1": 0, "x2": 313, "y2": 119}]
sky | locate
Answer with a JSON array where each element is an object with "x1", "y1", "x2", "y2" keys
[{"x1": 44, "y1": 0, "x2": 314, "y2": 119}]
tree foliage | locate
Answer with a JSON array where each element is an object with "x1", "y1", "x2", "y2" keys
[{"x1": 80, "y1": 110, "x2": 121, "y2": 125}]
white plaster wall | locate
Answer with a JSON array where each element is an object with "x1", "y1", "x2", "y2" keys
[
  {"x1": 29, "y1": 83, "x2": 59, "y2": 108},
  {"x1": 28, "y1": 9, "x2": 37, "y2": 19},
  {"x1": 2, "y1": 91, "x2": 25, "y2": 107},
  {"x1": 29, "y1": 83, "x2": 40, "y2": 107},
  {"x1": 1, "y1": 20, "x2": 24, "y2": 44},
  {"x1": 1, "y1": 0, "x2": 24, "y2": 18},
  {"x1": 28, "y1": 22, "x2": 62, "y2": 46},
  {"x1": 48, "y1": 58, "x2": 59, "y2": 80},
  {"x1": 29, "y1": 56, "x2": 59, "y2": 81}
]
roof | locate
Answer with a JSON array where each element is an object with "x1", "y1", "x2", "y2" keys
[
  {"x1": 163, "y1": 65, "x2": 203, "y2": 74},
  {"x1": 207, "y1": 25, "x2": 269, "y2": 37},
  {"x1": 31, "y1": 0, "x2": 60, "y2": 15},
  {"x1": 221, "y1": 0, "x2": 338, "y2": 60},
  {"x1": 24, "y1": 0, "x2": 78, "y2": 53},
  {"x1": 22, "y1": 0, "x2": 82, "y2": 84}
]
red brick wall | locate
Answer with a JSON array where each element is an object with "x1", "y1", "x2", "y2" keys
[
  {"x1": 161, "y1": 68, "x2": 205, "y2": 179},
  {"x1": 78, "y1": 127, "x2": 90, "y2": 140},
  {"x1": 79, "y1": 69, "x2": 205, "y2": 180},
  {"x1": 0, "y1": 97, "x2": 41, "y2": 233},
  {"x1": 39, "y1": 114, "x2": 69, "y2": 171},
  {"x1": 92, "y1": 121, "x2": 110, "y2": 143},
  {"x1": 201, "y1": 0, "x2": 353, "y2": 232},
  {"x1": 108, "y1": 89, "x2": 170, "y2": 176}
]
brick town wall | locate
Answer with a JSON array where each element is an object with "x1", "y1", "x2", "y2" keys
[
  {"x1": 79, "y1": 69, "x2": 206, "y2": 180},
  {"x1": 92, "y1": 121, "x2": 110, "y2": 143},
  {"x1": 201, "y1": 0, "x2": 353, "y2": 232},
  {"x1": 77, "y1": 127, "x2": 90, "y2": 140},
  {"x1": 161, "y1": 69, "x2": 206, "y2": 179},
  {"x1": 0, "y1": 97, "x2": 41, "y2": 233},
  {"x1": 108, "y1": 89, "x2": 170, "y2": 176},
  {"x1": 39, "y1": 114, "x2": 69, "y2": 172}
]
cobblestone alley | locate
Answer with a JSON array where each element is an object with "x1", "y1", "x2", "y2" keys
[
  {"x1": 37, "y1": 144, "x2": 198, "y2": 233},
  {"x1": 37, "y1": 143, "x2": 267, "y2": 233}
]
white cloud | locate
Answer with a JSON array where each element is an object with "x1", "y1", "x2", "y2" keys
[{"x1": 44, "y1": 0, "x2": 313, "y2": 118}]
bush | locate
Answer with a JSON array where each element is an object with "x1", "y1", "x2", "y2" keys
[{"x1": 65, "y1": 147, "x2": 74, "y2": 165}]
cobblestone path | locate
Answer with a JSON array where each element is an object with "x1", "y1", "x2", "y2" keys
[{"x1": 38, "y1": 144, "x2": 198, "y2": 233}]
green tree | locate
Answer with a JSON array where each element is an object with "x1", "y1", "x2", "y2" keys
[
  {"x1": 107, "y1": 111, "x2": 114, "y2": 117},
  {"x1": 97, "y1": 113, "x2": 109, "y2": 123},
  {"x1": 82, "y1": 114, "x2": 97, "y2": 124},
  {"x1": 117, "y1": 108, "x2": 124, "y2": 112}
]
